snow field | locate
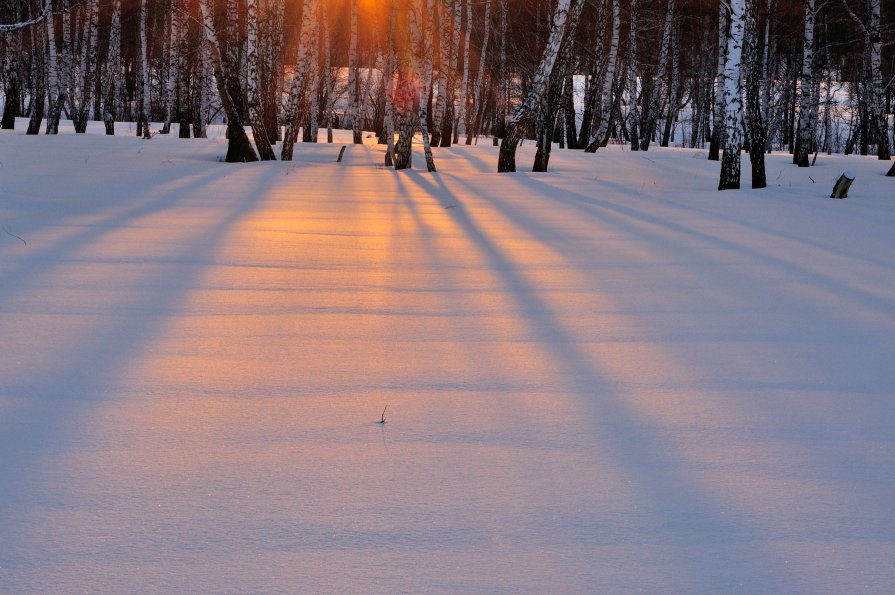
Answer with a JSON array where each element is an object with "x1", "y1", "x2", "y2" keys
[{"x1": 1, "y1": 122, "x2": 895, "y2": 592}]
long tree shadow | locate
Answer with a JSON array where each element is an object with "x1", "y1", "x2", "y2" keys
[
  {"x1": 515, "y1": 173, "x2": 895, "y2": 320},
  {"x1": 397, "y1": 169, "x2": 803, "y2": 589},
  {"x1": 0, "y1": 162, "x2": 288, "y2": 552},
  {"x1": 444, "y1": 169, "x2": 895, "y2": 536}
]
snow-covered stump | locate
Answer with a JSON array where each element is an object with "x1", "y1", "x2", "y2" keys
[
  {"x1": 886, "y1": 162, "x2": 895, "y2": 177},
  {"x1": 830, "y1": 171, "x2": 855, "y2": 198}
]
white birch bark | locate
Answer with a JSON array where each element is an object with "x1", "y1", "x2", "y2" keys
[
  {"x1": 281, "y1": 0, "x2": 319, "y2": 160},
  {"x1": 0, "y1": 0, "x2": 51, "y2": 33},
  {"x1": 497, "y1": 0, "x2": 574, "y2": 171},
  {"x1": 626, "y1": 0, "x2": 640, "y2": 151},
  {"x1": 103, "y1": 0, "x2": 121, "y2": 134},
  {"x1": 585, "y1": 0, "x2": 620, "y2": 152},
  {"x1": 465, "y1": 0, "x2": 491, "y2": 144},
  {"x1": 718, "y1": 0, "x2": 746, "y2": 190},
  {"x1": 347, "y1": 0, "x2": 361, "y2": 143},
  {"x1": 709, "y1": 2, "x2": 729, "y2": 159},
  {"x1": 794, "y1": 0, "x2": 815, "y2": 166},
  {"x1": 430, "y1": 0, "x2": 453, "y2": 145},
  {"x1": 641, "y1": 0, "x2": 674, "y2": 150},
  {"x1": 45, "y1": 2, "x2": 60, "y2": 134},
  {"x1": 139, "y1": 0, "x2": 151, "y2": 138},
  {"x1": 453, "y1": 0, "x2": 471, "y2": 143},
  {"x1": 246, "y1": 0, "x2": 276, "y2": 157}
]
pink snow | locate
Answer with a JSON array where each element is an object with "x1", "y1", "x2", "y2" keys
[{"x1": 1, "y1": 122, "x2": 894, "y2": 592}]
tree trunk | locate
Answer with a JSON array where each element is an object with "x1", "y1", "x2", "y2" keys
[
  {"x1": 584, "y1": 0, "x2": 620, "y2": 153},
  {"x1": 498, "y1": 0, "x2": 575, "y2": 172},
  {"x1": 199, "y1": 0, "x2": 258, "y2": 162},
  {"x1": 281, "y1": 0, "x2": 319, "y2": 161},
  {"x1": 793, "y1": 0, "x2": 815, "y2": 167},
  {"x1": 718, "y1": 0, "x2": 746, "y2": 190}
]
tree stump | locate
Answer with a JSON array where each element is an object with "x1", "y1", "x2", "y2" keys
[
  {"x1": 337, "y1": 145, "x2": 347, "y2": 163},
  {"x1": 830, "y1": 171, "x2": 855, "y2": 199},
  {"x1": 886, "y1": 162, "x2": 895, "y2": 177}
]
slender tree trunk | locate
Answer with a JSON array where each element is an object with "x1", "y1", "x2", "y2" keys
[
  {"x1": 718, "y1": 0, "x2": 746, "y2": 190},
  {"x1": 585, "y1": 0, "x2": 620, "y2": 152},
  {"x1": 281, "y1": 0, "x2": 319, "y2": 160},
  {"x1": 347, "y1": 0, "x2": 362, "y2": 144},
  {"x1": 139, "y1": 0, "x2": 151, "y2": 138},
  {"x1": 246, "y1": 0, "x2": 276, "y2": 158},
  {"x1": 708, "y1": 4, "x2": 728, "y2": 160},
  {"x1": 465, "y1": 0, "x2": 491, "y2": 145},
  {"x1": 793, "y1": 0, "x2": 815, "y2": 167},
  {"x1": 498, "y1": 0, "x2": 575, "y2": 172},
  {"x1": 45, "y1": 4, "x2": 62, "y2": 134},
  {"x1": 199, "y1": 0, "x2": 258, "y2": 162}
]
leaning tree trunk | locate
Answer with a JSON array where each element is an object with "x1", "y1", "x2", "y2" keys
[
  {"x1": 718, "y1": 0, "x2": 746, "y2": 190},
  {"x1": 497, "y1": 0, "x2": 575, "y2": 172},
  {"x1": 584, "y1": 0, "x2": 620, "y2": 152},
  {"x1": 532, "y1": 0, "x2": 583, "y2": 172},
  {"x1": 199, "y1": 0, "x2": 258, "y2": 162}
]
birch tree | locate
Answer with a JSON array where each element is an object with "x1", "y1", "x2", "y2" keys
[
  {"x1": 199, "y1": 0, "x2": 258, "y2": 161},
  {"x1": 281, "y1": 0, "x2": 319, "y2": 161},
  {"x1": 138, "y1": 0, "x2": 151, "y2": 138},
  {"x1": 584, "y1": 0, "x2": 620, "y2": 152},
  {"x1": 497, "y1": 0, "x2": 577, "y2": 172},
  {"x1": 347, "y1": 0, "x2": 362, "y2": 144},
  {"x1": 718, "y1": 0, "x2": 747, "y2": 190},
  {"x1": 843, "y1": 0, "x2": 890, "y2": 160},
  {"x1": 246, "y1": 0, "x2": 276, "y2": 159},
  {"x1": 793, "y1": 0, "x2": 816, "y2": 166}
]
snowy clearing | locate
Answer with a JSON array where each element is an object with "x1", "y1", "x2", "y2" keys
[{"x1": 1, "y1": 123, "x2": 894, "y2": 593}]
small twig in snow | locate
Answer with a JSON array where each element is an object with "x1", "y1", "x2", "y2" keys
[
  {"x1": 3, "y1": 226, "x2": 26, "y2": 245},
  {"x1": 808, "y1": 176, "x2": 815, "y2": 183},
  {"x1": 378, "y1": 405, "x2": 388, "y2": 424}
]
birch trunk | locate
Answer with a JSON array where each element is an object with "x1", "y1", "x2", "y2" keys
[
  {"x1": 199, "y1": 0, "x2": 258, "y2": 161},
  {"x1": 708, "y1": 4, "x2": 728, "y2": 160},
  {"x1": 585, "y1": 0, "x2": 620, "y2": 152},
  {"x1": 626, "y1": 0, "x2": 640, "y2": 151},
  {"x1": 246, "y1": 0, "x2": 276, "y2": 158},
  {"x1": 139, "y1": 0, "x2": 151, "y2": 138},
  {"x1": 718, "y1": 0, "x2": 746, "y2": 190},
  {"x1": 793, "y1": 0, "x2": 815, "y2": 167},
  {"x1": 453, "y1": 0, "x2": 471, "y2": 144},
  {"x1": 104, "y1": 0, "x2": 121, "y2": 135},
  {"x1": 45, "y1": 3, "x2": 62, "y2": 134},
  {"x1": 640, "y1": 0, "x2": 674, "y2": 151},
  {"x1": 347, "y1": 0, "x2": 362, "y2": 144},
  {"x1": 281, "y1": 0, "x2": 319, "y2": 160},
  {"x1": 497, "y1": 0, "x2": 575, "y2": 172},
  {"x1": 465, "y1": 0, "x2": 491, "y2": 145}
]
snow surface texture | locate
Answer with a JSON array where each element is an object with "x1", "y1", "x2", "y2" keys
[{"x1": 1, "y1": 122, "x2": 894, "y2": 593}]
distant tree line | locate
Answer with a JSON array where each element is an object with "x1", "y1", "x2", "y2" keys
[{"x1": 0, "y1": 0, "x2": 892, "y2": 187}]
